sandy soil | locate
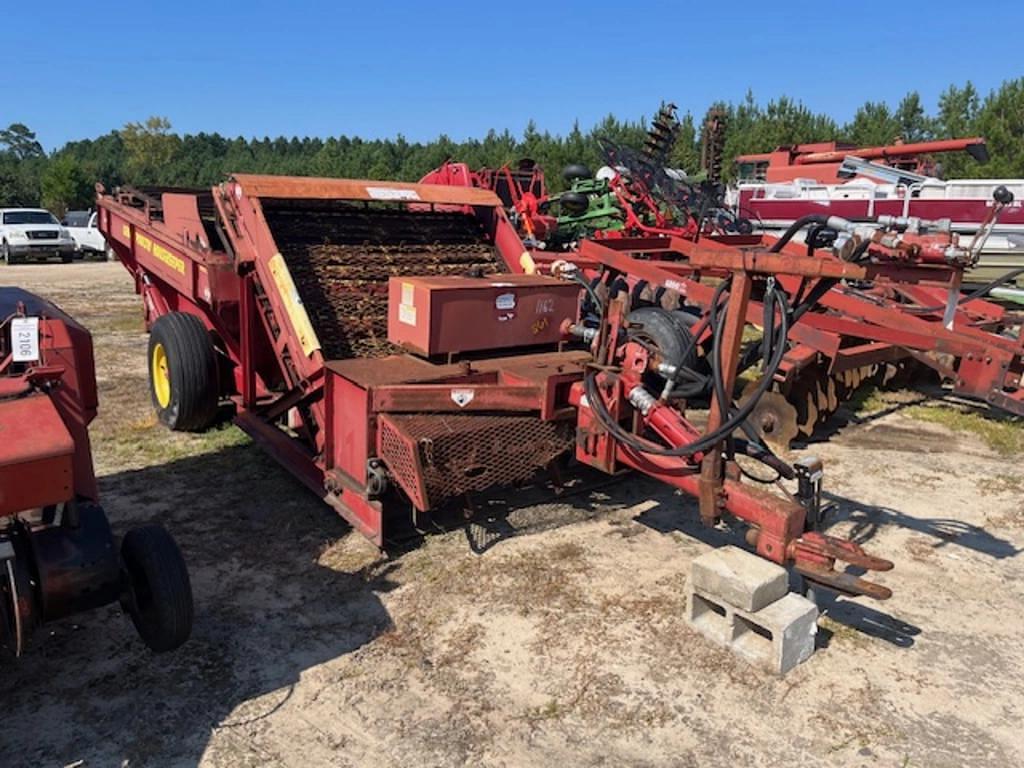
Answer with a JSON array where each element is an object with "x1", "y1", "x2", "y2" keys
[{"x1": 1, "y1": 262, "x2": 1022, "y2": 768}]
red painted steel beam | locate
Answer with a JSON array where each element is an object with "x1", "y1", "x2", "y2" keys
[{"x1": 228, "y1": 174, "x2": 502, "y2": 207}]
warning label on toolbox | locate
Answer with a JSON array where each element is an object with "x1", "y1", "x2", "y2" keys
[
  {"x1": 367, "y1": 186, "x2": 421, "y2": 201},
  {"x1": 495, "y1": 292, "x2": 516, "y2": 311},
  {"x1": 399, "y1": 282, "x2": 417, "y2": 325}
]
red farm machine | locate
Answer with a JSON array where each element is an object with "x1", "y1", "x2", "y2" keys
[
  {"x1": 419, "y1": 110, "x2": 1024, "y2": 447},
  {"x1": 0, "y1": 289, "x2": 192, "y2": 658},
  {"x1": 95, "y1": 174, "x2": 904, "y2": 602}
]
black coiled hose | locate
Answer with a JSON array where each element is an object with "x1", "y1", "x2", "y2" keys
[{"x1": 583, "y1": 276, "x2": 791, "y2": 458}]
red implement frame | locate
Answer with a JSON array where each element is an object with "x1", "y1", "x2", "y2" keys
[
  {"x1": 98, "y1": 174, "x2": 899, "y2": 600},
  {"x1": 0, "y1": 289, "x2": 100, "y2": 516},
  {"x1": 98, "y1": 176, "x2": 531, "y2": 546},
  {"x1": 527, "y1": 234, "x2": 1024, "y2": 418}
]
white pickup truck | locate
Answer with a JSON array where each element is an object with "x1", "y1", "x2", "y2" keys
[
  {"x1": 0, "y1": 208, "x2": 77, "y2": 264},
  {"x1": 63, "y1": 210, "x2": 110, "y2": 259}
]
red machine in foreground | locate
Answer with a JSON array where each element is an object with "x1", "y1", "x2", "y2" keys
[
  {"x1": 0, "y1": 289, "x2": 192, "y2": 657},
  {"x1": 97, "y1": 175, "x2": 898, "y2": 600}
]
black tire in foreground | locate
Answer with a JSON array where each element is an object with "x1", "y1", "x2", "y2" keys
[
  {"x1": 147, "y1": 312, "x2": 219, "y2": 431},
  {"x1": 120, "y1": 525, "x2": 193, "y2": 653}
]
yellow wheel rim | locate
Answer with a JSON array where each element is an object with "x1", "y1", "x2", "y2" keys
[{"x1": 152, "y1": 342, "x2": 171, "y2": 408}]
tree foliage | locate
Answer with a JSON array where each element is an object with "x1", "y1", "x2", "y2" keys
[
  {"x1": 0, "y1": 123, "x2": 44, "y2": 160},
  {"x1": 41, "y1": 154, "x2": 93, "y2": 216},
  {"x1": 121, "y1": 116, "x2": 179, "y2": 185},
  {"x1": 3, "y1": 77, "x2": 1024, "y2": 210}
]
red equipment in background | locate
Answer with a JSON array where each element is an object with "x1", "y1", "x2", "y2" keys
[
  {"x1": 735, "y1": 137, "x2": 990, "y2": 183},
  {"x1": 424, "y1": 152, "x2": 1024, "y2": 445},
  {"x1": 421, "y1": 159, "x2": 554, "y2": 241},
  {"x1": 0, "y1": 289, "x2": 192, "y2": 657}
]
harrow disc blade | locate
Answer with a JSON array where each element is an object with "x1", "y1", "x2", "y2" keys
[
  {"x1": 826, "y1": 376, "x2": 839, "y2": 412},
  {"x1": 814, "y1": 379, "x2": 830, "y2": 423},
  {"x1": 744, "y1": 390, "x2": 799, "y2": 450},
  {"x1": 832, "y1": 373, "x2": 850, "y2": 402},
  {"x1": 792, "y1": 382, "x2": 818, "y2": 436}
]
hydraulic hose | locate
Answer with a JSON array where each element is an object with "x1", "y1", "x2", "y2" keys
[
  {"x1": 573, "y1": 272, "x2": 604, "y2": 314},
  {"x1": 735, "y1": 277, "x2": 836, "y2": 377},
  {"x1": 584, "y1": 277, "x2": 791, "y2": 459},
  {"x1": 769, "y1": 215, "x2": 831, "y2": 253}
]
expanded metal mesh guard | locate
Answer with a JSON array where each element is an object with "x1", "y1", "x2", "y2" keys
[{"x1": 378, "y1": 414, "x2": 574, "y2": 511}]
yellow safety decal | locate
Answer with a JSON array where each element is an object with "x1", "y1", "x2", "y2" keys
[
  {"x1": 121, "y1": 224, "x2": 131, "y2": 240},
  {"x1": 136, "y1": 233, "x2": 153, "y2": 252},
  {"x1": 153, "y1": 243, "x2": 186, "y2": 275},
  {"x1": 268, "y1": 253, "x2": 321, "y2": 357}
]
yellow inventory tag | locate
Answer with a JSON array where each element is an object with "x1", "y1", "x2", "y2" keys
[{"x1": 268, "y1": 253, "x2": 321, "y2": 357}]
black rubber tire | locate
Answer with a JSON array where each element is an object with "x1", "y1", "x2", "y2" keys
[
  {"x1": 60, "y1": 252, "x2": 73, "y2": 264},
  {"x1": 627, "y1": 306, "x2": 698, "y2": 371},
  {"x1": 120, "y1": 525, "x2": 193, "y2": 653},
  {"x1": 560, "y1": 191, "x2": 590, "y2": 216},
  {"x1": 563, "y1": 163, "x2": 593, "y2": 182},
  {"x1": 148, "y1": 312, "x2": 219, "y2": 431},
  {"x1": 1, "y1": 241, "x2": 17, "y2": 265}
]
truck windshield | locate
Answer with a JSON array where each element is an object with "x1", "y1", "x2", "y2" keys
[
  {"x1": 63, "y1": 211, "x2": 91, "y2": 227},
  {"x1": 3, "y1": 211, "x2": 60, "y2": 225}
]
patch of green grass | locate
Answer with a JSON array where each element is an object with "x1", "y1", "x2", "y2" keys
[
  {"x1": 102, "y1": 418, "x2": 250, "y2": 468},
  {"x1": 92, "y1": 310, "x2": 144, "y2": 334},
  {"x1": 905, "y1": 404, "x2": 1024, "y2": 455},
  {"x1": 847, "y1": 386, "x2": 891, "y2": 415},
  {"x1": 520, "y1": 699, "x2": 564, "y2": 723},
  {"x1": 819, "y1": 615, "x2": 871, "y2": 649}
]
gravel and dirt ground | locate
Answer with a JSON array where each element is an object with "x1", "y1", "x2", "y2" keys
[{"x1": 1, "y1": 262, "x2": 1022, "y2": 768}]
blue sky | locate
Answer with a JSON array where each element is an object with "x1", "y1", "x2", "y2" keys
[{"x1": 3, "y1": 0, "x2": 1017, "y2": 151}]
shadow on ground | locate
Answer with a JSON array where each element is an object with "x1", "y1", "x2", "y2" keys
[
  {"x1": 7, "y1": 430, "x2": 1014, "y2": 764},
  {"x1": 825, "y1": 490, "x2": 1021, "y2": 560},
  {"x1": 810, "y1": 487, "x2": 1019, "y2": 649},
  {"x1": 0, "y1": 442, "x2": 396, "y2": 768}
]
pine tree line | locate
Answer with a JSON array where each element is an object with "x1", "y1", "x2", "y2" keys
[{"x1": 1, "y1": 79, "x2": 1020, "y2": 215}]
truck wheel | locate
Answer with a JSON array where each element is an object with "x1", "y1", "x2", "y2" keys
[
  {"x1": 148, "y1": 312, "x2": 219, "y2": 431},
  {"x1": 120, "y1": 525, "x2": 193, "y2": 653},
  {"x1": 61, "y1": 252, "x2": 73, "y2": 264},
  {"x1": 1, "y1": 241, "x2": 17, "y2": 265}
]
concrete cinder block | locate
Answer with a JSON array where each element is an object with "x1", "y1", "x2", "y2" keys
[
  {"x1": 731, "y1": 593, "x2": 819, "y2": 675},
  {"x1": 690, "y1": 545, "x2": 788, "y2": 612},
  {"x1": 686, "y1": 549, "x2": 820, "y2": 675},
  {"x1": 686, "y1": 589, "x2": 733, "y2": 646},
  {"x1": 686, "y1": 585, "x2": 819, "y2": 675}
]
